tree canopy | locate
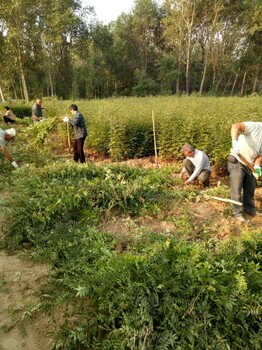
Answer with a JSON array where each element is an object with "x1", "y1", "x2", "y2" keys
[{"x1": 0, "y1": 0, "x2": 261, "y2": 100}]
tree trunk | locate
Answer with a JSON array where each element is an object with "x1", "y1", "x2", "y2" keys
[
  {"x1": 49, "y1": 70, "x2": 54, "y2": 97},
  {"x1": 0, "y1": 82, "x2": 5, "y2": 102},
  {"x1": 176, "y1": 56, "x2": 181, "y2": 94},
  {"x1": 19, "y1": 78, "x2": 24, "y2": 100},
  {"x1": 231, "y1": 68, "x2": 240, "y2": 96},
  {"x1": 10, "y1": 76, "x2": 18, "y2": 100},
  {"x1": 199, "y1": 57, "x2": 207, "y2": 95},
  {"x1": 215, "y1": 75, "x2": 223, "y2": 94},
  {"x1": 240, "y1": 70, "x2": 246, "y2": 96},
  {"x1": 20, "y1": 67, "x2": 29, "y2": 102},
  {"x1": 252, "y1": 64, "x2": 260, "y2": 94},
  {"x1": 17, "y1": 39, "x2": 29, "y2": 101},
  {"x1": 223, "y1": 77, "x2": 231, "y2": 94},
  {"x1": 184, "y1": 1, "x2": 196, "y2": 95}
]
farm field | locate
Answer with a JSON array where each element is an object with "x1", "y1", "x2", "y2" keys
[{"x1": 0, "y1": 96, "x2": 262, "y2": 350}]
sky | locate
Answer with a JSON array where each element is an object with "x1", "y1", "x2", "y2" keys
[{"x1": 83, "y1": 0, "x2": 135, "y2": 24}]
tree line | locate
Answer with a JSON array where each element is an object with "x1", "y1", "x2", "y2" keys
[{"x1": 0, "y1": 0, "x2": 261, "y2": 101}]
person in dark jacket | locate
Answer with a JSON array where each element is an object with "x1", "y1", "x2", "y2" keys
[
  {"x1": 32, "y1": 97, "x2": 47, "y2": 123},
  {"x1": 63, "y1": 104, "x2": 87, "y2": 163}
]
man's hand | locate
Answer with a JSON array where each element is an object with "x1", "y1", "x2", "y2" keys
[
  {"x1": 184, "y1": 180, "x2": 191, "y2": 185},
  {"x1": 11, "y1": 160, "x2": 19, "y2": 169}
]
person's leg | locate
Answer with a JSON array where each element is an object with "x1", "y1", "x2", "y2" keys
[
  {"x1": 183, "y1": 159, "x2": 195, "y2": 177},
  {"x1": 243, "y1": 170, "x2": 256, "y2": 215},
  {"x1": 78, "y1": 137, "x2": 86, "y2": 163},
  {"x1": 198, "y1": 170, "x2": 211, "y2": 187},
  {"x1": 3, "y1": 116, "x2": 9, "y2": 124},
  {"x1": 74, "y1": 139, "x2": 79, "y2": 162},
  {"x1": 227, "y1": 161, "x2": 245, "y2": 217}
]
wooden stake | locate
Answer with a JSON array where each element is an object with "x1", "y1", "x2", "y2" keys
[{"x1": 152, "y1": 110, "x2": 158, "y2": 167}]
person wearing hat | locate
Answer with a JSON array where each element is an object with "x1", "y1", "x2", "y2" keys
[
  {"x1": 0, "y1": 128, "x2": 19, "y2": 169},
  {"x1": 63, "y1": 104, "x2": 87, "y2": 163},
  {"x1": 3, "y1": 106, "x2": 16, "y2": 124}
]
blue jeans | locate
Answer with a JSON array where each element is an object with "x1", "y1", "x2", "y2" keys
[{"x1": 227, "y1": 161, "x2": 256, "y2": 216}]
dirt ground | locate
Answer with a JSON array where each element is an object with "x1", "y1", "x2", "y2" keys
[
  {"x1": 0, "y1": 157, "x2": 261, "y2": 349},
  {"x1": 0, "y1": 216, "x2": 59, "y2": 350}
]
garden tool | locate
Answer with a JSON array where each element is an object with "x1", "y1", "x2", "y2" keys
[{"x1": 238, "y1": 153, "x2": 262, "y2": 181}]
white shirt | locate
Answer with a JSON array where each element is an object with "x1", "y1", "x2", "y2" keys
[
  {"x1": 234, "y1": 122, "x2": 262, "y2": 165},
  {"x1": 182, "y1": 149, "x2": 211, "y2": 182}
]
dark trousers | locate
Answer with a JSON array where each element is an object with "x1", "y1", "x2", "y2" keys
[
  {"x1": 227, "y1": 161, "x2": 256, "y2": 216},
  {"x1": 4, "y1": 116, "x2": 15, "y2": 124},
  {"x1": 74, "y1": 137, "x2": 86, "y2": 163}
]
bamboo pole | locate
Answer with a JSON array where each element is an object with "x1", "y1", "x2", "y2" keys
[{"x1": 152, "y1": 110, "x2": 158, "y2": 167}]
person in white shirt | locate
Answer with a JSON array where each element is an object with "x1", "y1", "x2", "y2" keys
[
  {"x1": 229, "y1": 121, "x2": 262, "y2": 222},
  {"x1": 0, "y1": 128, "x2": 19, "y2": 169},
  {"x1": 180, "y1": 144, "x2": 211, "y2": 187}
]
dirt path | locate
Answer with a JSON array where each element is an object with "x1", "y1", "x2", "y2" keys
[{"x1": 0, "y1": 216, "x2": 56, "y2": 350}]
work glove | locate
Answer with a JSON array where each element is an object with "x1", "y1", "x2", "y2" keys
[
  {"x1": 63, "y1": 116, "x2": 69, "y2": 123},
  {"x1": 11, "y1": 160, "x2": 19, "y2": 169},
  {"x1": 232, "y1": 140, "x2": 240, "y2": 155},
  {"x1": 253, "y1": 166, "x2": 262, "y2": 179}
]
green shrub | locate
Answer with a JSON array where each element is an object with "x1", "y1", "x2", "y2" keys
[{"x1": 11, "y1": 106, "x2": 32, "y2": 118}]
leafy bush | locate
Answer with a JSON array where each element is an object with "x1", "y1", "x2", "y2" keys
[
  {"x1": 3, "y1": 162, "x2": 177, "y2": 250},
  {"x1": 11, "y1": 106, "x2": 32, "y2": 118}
]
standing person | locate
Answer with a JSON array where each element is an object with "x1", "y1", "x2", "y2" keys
[
  {"x1": 180, "y1": 144, "x2": 211, "y2": 187},
  {"x1": 3, "y1": 106, "x2": 16, "y2": 124},
  {"x1": 228, "y1": 121, "x2": 262, "y2": 222},
  {"x1": 32, "y1": 97, "x2": 47, "y2": 123},
  {"x1": 0, "y1": 128, "x2": 19, "y2": 169},
  {"x1": 63, "y1": 104, "x2": 87, "y2": 163}
]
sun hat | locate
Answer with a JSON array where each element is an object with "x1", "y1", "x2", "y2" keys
[{"x1": 5, "y1": 128, "x2": 16, "y2": 137}]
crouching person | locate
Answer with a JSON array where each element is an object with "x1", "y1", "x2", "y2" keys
[
  {"x1": 180, "y1": 144, "x2": 211, "y2": 187},
  {"x1": 0, "y1": 128, "x2": 19, "y2": 169}
]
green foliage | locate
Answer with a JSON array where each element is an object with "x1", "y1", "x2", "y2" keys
[
  {"x1": 10, "y1": 106, "x2": 32, "y2": 119},
  {"x1": 48, "y1": 233, "x2": 262, "y2": 350},
  {"x1": 1, "y1": 96, "x2": 262, "y2": 350},
  {"x1": 133, "y1": 73, "x2": 158, "y2": 97},
  {"x1": 2, "y1": 162, "x2": 177, "y2": 250}
]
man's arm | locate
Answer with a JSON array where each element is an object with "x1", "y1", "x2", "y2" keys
[
  {"x1": 1, "y1": 145, "x2": 19, "y2": 168},
  {"x1": 1, "y1": 145, "x2": 13, "y2": 162},
  {"x1": 254, "y1": 156, "x2": 262, "y2": 167},
  {"x1": 231, "y1": 122, "x2": 245, "y2": 140}
]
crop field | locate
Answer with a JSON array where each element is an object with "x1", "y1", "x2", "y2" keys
[{"x1": 0, "y1": 96, "x2": 262, "y2": 349}]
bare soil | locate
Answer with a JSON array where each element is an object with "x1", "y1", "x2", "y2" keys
[{"x1": 0, "y1": 157, "x2": 261, "y2": 349}]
